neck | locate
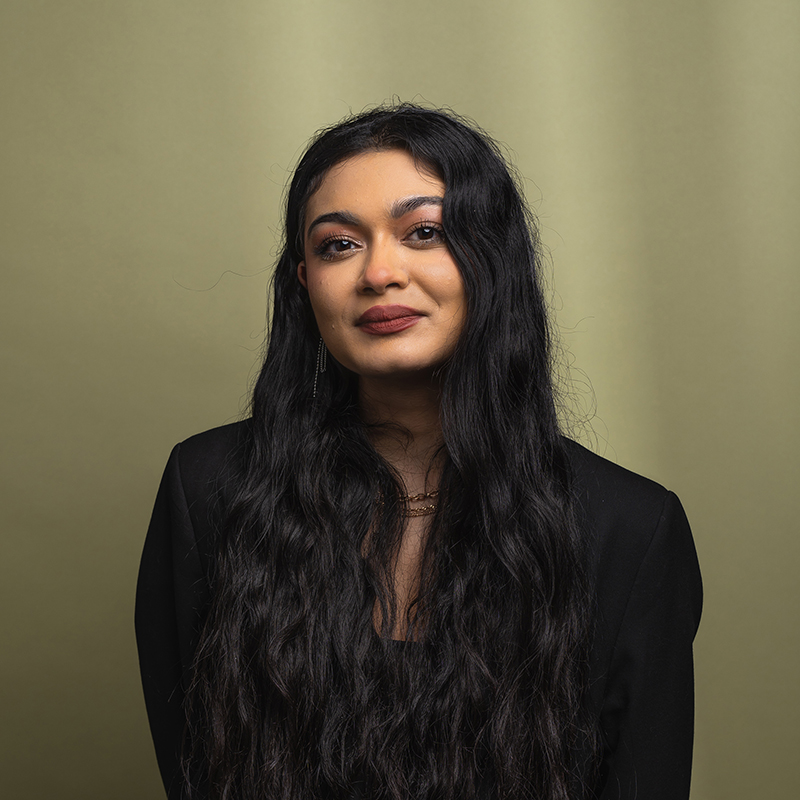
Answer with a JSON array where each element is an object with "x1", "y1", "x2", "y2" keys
[{"x1": 358, "y1": 373, "x2": 444, "y2": 492}]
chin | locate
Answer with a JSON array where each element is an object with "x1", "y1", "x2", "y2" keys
[{"x1": 359, "y1": 361, "x2": 442, "y2": 379}]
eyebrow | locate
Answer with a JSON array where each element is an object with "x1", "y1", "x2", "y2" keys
[
  {"x1": 305, "y1": 210, "x2": 360, "y2": 237},
  {"x1": 390, "y1": 195, "x2": 443, "y2": 218},
  {"x1": 305, "y1": 195, "x2": 443, "y2": 238}
]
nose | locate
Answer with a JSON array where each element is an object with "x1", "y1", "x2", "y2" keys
[{"x1": 356, "y1": 238, "x2": 409, "y2": 294}]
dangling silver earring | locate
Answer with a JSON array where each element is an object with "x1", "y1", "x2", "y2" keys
[{"x1": 313, "y1": 337, "x2": 327, "y2": 399}]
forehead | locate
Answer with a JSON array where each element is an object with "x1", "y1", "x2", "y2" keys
[{"x1": 305, "y1": 149, "x2": 444, "y2": 220}]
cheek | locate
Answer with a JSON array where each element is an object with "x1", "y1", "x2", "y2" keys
[
  {"x1": 306, "y1": 275, "x2": 331, "y2": 313},
  {"x1": 440, "y1": 269, "x2": 466, "y2": 315},
  {"x1": 449, "y1": 302, "x2": 467, "y2": 342},
  {"x1": 307, "y1": 277, "x2": 344, "y2": 334},
  {"x1": 444, "y1": 274, "x2": 467, "y2": 337}
]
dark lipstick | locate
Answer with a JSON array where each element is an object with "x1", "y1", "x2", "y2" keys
[{"x1": 356, "y1": 305, "x2": 423, "y2": 335}]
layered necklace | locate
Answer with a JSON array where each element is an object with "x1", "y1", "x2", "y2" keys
[{"x1": 400, "y1": 489, "x2": 440, "y2": 518}]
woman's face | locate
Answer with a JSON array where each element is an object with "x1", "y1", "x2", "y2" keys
[{"x1": 298, "y1": 149, "x2": 466, "y2": 380}]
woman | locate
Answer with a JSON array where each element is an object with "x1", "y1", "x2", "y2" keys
[{"x1": 136, "y1": 104, "x2": 702, "y2": 800}]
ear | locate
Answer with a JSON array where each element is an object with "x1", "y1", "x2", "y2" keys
[{"x1": 297, "y1": 260, "x2": 308, "y2": 289}]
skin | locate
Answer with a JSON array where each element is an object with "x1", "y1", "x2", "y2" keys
[
  {"x1": 297, "y1": 149, "x2": 466, "y2": 637},
  {"x1": 297, "y1": 148, "x2": 466, "y2": 473},
  {"x1": 298, "y1": 149, "x2": 465, "y2": 382}
]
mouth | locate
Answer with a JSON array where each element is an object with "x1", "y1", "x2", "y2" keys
[{"x1": 356, "y1": 304, "x2": 424, "y2": 335}]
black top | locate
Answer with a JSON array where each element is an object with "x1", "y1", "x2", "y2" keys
[{"x1": 135, "y1": 421, "x2": 702, "y2": 799}]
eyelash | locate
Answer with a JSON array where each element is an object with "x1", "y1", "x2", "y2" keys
[
  {"x1": 408, "y1": 222, "x2": 446, "y2": 245},
  {"x1": 313, "y1": 222, "x2": 446, "y2": 262},
  {"x1": 314, "y1": 235, "x2": 358, "y2": 261}
]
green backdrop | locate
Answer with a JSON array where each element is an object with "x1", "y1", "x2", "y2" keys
[{"x1": 2, "y1": 1, "x2": 798, "y2": 797}]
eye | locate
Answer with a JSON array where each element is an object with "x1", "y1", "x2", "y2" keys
[
  {"x1": 314, "y1": 236, "x2": 359, "y2": 261},
  {"x1": 407, "y1": 223, "x2": 446, "y2": 246}
]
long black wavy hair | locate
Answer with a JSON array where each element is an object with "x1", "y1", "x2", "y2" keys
[{"x1": 186, "y1": 104, "x2": 597, "y2": 800}]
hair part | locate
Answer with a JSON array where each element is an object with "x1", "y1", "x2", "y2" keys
[{"x1": 185, "y1": 102, "x2": 599, "y2": 800}]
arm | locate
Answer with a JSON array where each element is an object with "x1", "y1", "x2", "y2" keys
[
  {"x1": 596, "y1": 492, "x2": 703, "y2": 800},
  {"x1": 135, "y1": 444, "x2": 203, "y2": 799}
]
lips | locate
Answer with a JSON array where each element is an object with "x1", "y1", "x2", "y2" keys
[{"x1": 356, "y1": 304, "x2": 424, "y2": 335}]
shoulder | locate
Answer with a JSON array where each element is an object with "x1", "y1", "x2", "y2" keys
[
  {"x1": 563, "y1": 436, "x2": 702, "y2": 661},
  {"x1": 173, "y1": 419, "x2": 251, "y2": 494},
  {"x1": 562, "y1": 438, "x2": 686, "y2": 565},
  {"x1": 563, "y1": 437, "x2": 672, "y2": 527},
  {"x1": 159, "y1": 420, "x2": 251, "y2": 569},
  {"x1": 562, "y1": 437, "x2": 701, "y2": 626}
]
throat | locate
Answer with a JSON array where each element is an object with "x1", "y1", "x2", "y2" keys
[{"x1": 372, "y1": 513, "x2": 431, "y2": 641}]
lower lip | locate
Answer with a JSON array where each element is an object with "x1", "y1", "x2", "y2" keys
[{"x1": 358, "y1": 315, "x2": 422, "y2": 335}]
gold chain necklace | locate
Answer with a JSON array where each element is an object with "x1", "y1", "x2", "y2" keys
[
  {"x1": 403, "y1": 504, "x2": 438, "y2": 517},
  {"x1": 400, "y1": 489, "x2": 440, "y2": 502},
  {"x1": 400, "y1": 489, "x2": 439, "y2": 518}
]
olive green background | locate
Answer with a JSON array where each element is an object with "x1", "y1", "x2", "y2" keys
[{"x1": 2, "y1": 1, "x2": 798, "y2": 797}]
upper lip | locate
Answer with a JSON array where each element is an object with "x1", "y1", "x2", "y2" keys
[{"x1": 356, "y1": 305, "x2": 423, "y2": 325}]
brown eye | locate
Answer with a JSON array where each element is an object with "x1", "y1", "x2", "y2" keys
[
  {"x1": 314, "y1": 236, "x2": 358, "y2": 260},
  {"x1": 408, "y1": 224, "x2": 446, "y2": 245}
]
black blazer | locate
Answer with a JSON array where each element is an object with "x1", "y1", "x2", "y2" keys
[{"x1": 135, "y1": 421, "x2": 702, "y2": 799}]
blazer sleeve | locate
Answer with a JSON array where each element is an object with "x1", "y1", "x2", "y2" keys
[
  {"x1": 595, "y1": 492, "x2": 703, "y2": 800},
  {"x1": 135, "y1": 443, "x2": 207, "y2": 800}
]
